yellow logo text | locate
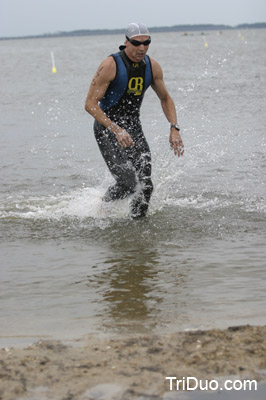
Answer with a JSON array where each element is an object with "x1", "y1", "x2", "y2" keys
[{"x1": 127, "y1": 77, "x2": 143, "y2": 96}]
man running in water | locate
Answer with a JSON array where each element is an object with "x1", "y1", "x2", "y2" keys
[{"x1": 85, "y1": 22, "x2": 184, "y2": 218}]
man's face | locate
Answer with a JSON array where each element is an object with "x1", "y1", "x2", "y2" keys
[{"x1": 125, "y1": 35, "x2": 151, "y2": 62}]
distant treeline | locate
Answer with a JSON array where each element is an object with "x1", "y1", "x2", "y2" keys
[{"x1": 1, "y1": 22, "x2": 266, "y2": 40}]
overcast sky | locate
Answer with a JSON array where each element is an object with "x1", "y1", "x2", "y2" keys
[{"x1": 1, "y1": 0, "x2": 266, "y2": 37}]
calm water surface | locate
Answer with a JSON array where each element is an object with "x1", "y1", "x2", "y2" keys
[{"x1": 0, "y1": 30, "x2": 266, "y2": 346}]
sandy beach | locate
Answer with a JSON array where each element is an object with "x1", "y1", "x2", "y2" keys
[{"x1": 1, "y1": 324, "x2": 266, "y2": 399}]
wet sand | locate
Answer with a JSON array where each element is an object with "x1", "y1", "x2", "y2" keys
[{"x1": 1, "y1": 325, "x2": 266, "y2": 400}]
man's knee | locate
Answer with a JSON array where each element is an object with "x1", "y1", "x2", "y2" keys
[
  {"x1": 104, "y1": 170, "x2": 137, "y2": 202},
  {"x1": 118, "y1": 168, "x2": 137, "y2": 192}
]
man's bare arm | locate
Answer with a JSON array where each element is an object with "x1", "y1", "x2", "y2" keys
[
  {"x1": 85, "y1": 57, "x2": 134, "y2": 147},
  {"x1": 151, "y1": 59, "x2": 184, "y2": 157}
]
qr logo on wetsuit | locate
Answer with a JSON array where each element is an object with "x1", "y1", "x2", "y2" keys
[{"x1": 127, "y1": 77, "x2": 144, "y2": 96}]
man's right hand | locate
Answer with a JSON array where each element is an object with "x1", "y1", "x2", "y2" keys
[{"x1": 115, "y1": 130, "x2": 134, "y2": 148}]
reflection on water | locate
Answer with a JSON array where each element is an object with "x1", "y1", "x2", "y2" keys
[
  {"x1": 90, "y1": 249, "x2": 161, "y2": 332},
  {"x1": 82, "y1": 215, "x2": 192, "y2": 335}
]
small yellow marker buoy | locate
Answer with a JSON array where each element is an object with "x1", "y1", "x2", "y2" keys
[
  {"x1": 202, "y1": 35, "x2": 208, "y2": 48},
  {"x1": 51, "y1": 51, "x2": 57, "y2": 74}
]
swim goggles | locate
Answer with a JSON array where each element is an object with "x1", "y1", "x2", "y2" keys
[{"x1": 126, "y1": 36, "x2": 151, "y2": 46}]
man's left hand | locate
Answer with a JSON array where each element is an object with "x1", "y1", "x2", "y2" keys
[{"x1": 169, "y1": 130, "x2": 184, "y2": 157}]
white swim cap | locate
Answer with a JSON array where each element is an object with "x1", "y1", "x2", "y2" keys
[{"x1": 125, "y1": 22, "x2": 150, "y2": 38}]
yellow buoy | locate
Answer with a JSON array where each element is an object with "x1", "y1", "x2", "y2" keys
[
  {"x1": 202, "y1": 35, "x2": 208, "y2": 48},
  {"x1": 51, "y1": 51, "x2": 57, "y2": 74}
]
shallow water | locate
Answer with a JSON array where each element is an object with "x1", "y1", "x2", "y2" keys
[{"x1": 0, "y1": 30, "x2": 266, "y2": 346}]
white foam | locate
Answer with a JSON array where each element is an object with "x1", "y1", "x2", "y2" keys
[
  {"x1": 165, "y1": 194, "x2": 229, "y2": 210},
  {"x1": 0, "y1": 187, "x2": 130, "y2": 221}
]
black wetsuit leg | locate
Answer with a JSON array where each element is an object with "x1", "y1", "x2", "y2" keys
[
  {"x1": 94, "y1": 121, "x2": 137, "y2": 201},
  {"x1": 94, "y1": 120, "x2": 153, "y2": 218},
  {"x1": 128, "y1": 133, "x2": 153, "y2": 218}
]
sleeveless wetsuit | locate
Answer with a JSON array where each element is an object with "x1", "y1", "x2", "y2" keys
[{"x1": 94, "y1": 50, "x2": 154, "y2": 218}]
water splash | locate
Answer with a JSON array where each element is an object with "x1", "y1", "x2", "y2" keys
[{"x1": 0, "y1": 187, "x2": 134, "y2": 222}]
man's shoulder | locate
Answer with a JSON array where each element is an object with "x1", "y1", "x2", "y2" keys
[
  {"x1": 149, "y1": 57, "x2": 163, "y2": 78},
  {"x1": 149, "y1": 57, "x2": 160, "y2": 68},
  {"x1": 98, "y1": 55, "x2": 117, "y2": 79},
  {"x1": 102, "y1": 55, "x2": 117, "y2": 67}
]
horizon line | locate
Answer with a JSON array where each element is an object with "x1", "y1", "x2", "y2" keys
[{"x1": 1, "y1": 21, "x2": 266, "y2": 40}]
